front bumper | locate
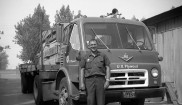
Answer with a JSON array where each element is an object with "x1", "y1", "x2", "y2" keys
[
  {"x1": 77, "y1": 87, "x2": 166, "y2": 103},
  {"x1": 105, "y1": 87, "x2": 166, "y2": 102}
]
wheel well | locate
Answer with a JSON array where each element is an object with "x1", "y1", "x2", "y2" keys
[{"x1": 55, "y1": 70, "x2": 66, "y2": 90}]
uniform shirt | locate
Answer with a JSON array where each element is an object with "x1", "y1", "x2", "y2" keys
[{"x1": 80, "y1": 51, "x2": 110, "y2": 78}]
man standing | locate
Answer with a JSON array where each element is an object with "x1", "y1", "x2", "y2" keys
[{"x1": 80, "y1": 39, "x2": 110, "y2": 105}]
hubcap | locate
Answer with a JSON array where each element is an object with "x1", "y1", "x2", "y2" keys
[{"x1": 59, "y1": 87, "x2": 68, "y2": 105}]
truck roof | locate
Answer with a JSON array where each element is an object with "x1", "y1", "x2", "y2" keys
[{"x1": 72, "y1": 17, "x2": 145, "y2": 26}]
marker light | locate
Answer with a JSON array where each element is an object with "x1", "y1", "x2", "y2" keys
[{"x1": 151, "y1": 68, "x2": 159, "y2": 78}]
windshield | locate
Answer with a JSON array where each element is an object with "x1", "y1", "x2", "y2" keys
[{"x1": 84, "y1": 23, "x2": 152, "y2": 50}]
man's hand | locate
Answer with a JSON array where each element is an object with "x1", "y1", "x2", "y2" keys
[
  {"x1": 104, "y1": 80, "x2": 109, "y2": 89},
  {"x1": 79, "y1": 68, "x2": 85, "y2": 90},
  {"x1": 104, "y1": 66, "x2": 110, "y2": 89}
]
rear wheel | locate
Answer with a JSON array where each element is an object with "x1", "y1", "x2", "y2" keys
[
  {"x1": 27, "y1": 76, "x2": 34, "y2": 93},
  {"x1": 33, "y1": 75, "x2": 43, "y2": 105},
  {"x1": 58, "y1": 77, "x2": 78, "y2": 105},
  {"x1": 21, "y1": 73, "x2": 28, "y2": 93},
  {"x1": 26, "y1": 73, "x2": 34, "y2": 93}
]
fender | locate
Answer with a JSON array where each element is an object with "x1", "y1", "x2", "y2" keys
[{"x1": 55, "y1": 67, "x2": 79, "y2": 98}]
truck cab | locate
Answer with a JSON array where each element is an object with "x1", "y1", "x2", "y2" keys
[{"x1": 56, "y1": 17, "x2": 165, "y2": 105}]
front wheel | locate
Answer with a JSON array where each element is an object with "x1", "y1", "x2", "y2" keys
[{"x1": 58, "y1": 77, "x2": 78, "y2": 105}]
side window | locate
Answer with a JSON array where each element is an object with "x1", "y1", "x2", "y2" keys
[{"x1": 69, "y1": 24, "x2": 80, "y2": 50}]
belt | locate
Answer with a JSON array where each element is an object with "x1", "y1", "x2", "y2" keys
[{"x1": 85, "y1": 75, "x2": 105, "y2": 78}]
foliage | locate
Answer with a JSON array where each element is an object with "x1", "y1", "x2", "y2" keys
[
  {"x1": 171, "y1": 6, "x2": 175, "y2": 10},
  {"x1": 74, "y1": 10, "x2": 83, "y2": 19},
  {"x1": 131, "y1": 15, "x2": 139, "y2": 21},
  {"x1": 0, "y1": 46, "x2": 3, "y2": 52},
  {"x1": 55, "y1": 5, "x2": 73, "y2": 23},
  {"x1": 140, "y1": 17, "x2": 146, "y2": 21},
  {"x1": 14, "y1": 4, "x2": 50, "y2": 64},
  {"x1": 0, "y1": 48, "x2": 8, "y2": 70}
]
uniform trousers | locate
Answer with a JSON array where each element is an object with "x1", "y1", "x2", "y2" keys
[{"x1": 85, "y1": 75, "x2": 106, "y2": 105}]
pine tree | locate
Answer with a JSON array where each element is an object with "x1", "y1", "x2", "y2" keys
[
  {"x1": 74, "y1": 10, "x2": 83, "y2": 19},
  {"x1": 0, "y1": 46, "x2": 8, "y2": 70},
  {"x1": 55, "y1": 5, "x2": 73, "y2": 23},
  {"x1": 131, "y1": 15, "x2": 139, "y2": 21},
  {"x1": 140, "y1": 17, "x2": 146, "y2": 21}
]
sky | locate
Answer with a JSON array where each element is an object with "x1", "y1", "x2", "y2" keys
[{"x1": 0, "y1": 0, "x2": 182, "y2": 69}]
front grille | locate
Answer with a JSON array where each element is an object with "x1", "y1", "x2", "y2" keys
[
  {"x1": 110, "y1": 81, "x2": 125, "y2": 85},
  {"x1": 111, "y1": 73, "x2": 125, "y2": 77},
  {"x1": 109, "y1": 69, "x2": 148, "y2": 89},
  {"x1": 128, "y1": 80, "x2": 145, "y2": 85},
  {"x1": 128, "y1": 72, "x2": 144, "y2": 76}
]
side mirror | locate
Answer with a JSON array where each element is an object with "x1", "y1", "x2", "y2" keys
[
  {"x1": 56, "y1": 24, "x2": 64, "y2": 43},
  {"x1": 158, "y1": 56, "x2": 163, "y2": 61},
  {"x1": 65, "y1": 44, "x2": 70, "y2": 57}
]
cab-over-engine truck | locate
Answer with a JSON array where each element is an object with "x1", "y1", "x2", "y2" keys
[{"x1": 19, "y1": 16, "x2": 166, "y2": 105}]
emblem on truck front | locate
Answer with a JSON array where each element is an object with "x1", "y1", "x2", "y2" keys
[{"x1": 119, "y1": 53, "x2": 133, "y2": 62}]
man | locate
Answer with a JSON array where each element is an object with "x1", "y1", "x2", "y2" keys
[{"x1": 80, "y1": 39, "x2": 110, "y2": 105}]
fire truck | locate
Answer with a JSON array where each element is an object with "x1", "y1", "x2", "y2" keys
[{"x1": 19, "y1": 14, "x2": 169, "y2": 105}]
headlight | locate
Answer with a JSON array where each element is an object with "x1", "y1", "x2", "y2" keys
[{"x1": 151, "y1": 68, "x2": 159, "y2": 78}]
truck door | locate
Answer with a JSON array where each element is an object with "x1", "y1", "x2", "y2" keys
[{"x1": 65, "y1": 23, "x2": 81, "y2": 80}]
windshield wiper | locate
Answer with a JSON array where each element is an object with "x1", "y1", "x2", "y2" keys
[
  {"x1": 91, "y1": 28, "x2": 111, "y2": 52},
  {"x1": 124, "y1": 25, "x2": 141, "y2": 52}
]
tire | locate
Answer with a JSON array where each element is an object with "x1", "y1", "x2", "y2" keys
[
  {"x1": 27, "y1": 74, "x2": 34, "y2": 93},
  {"x1": 121, "y1": 98, "x2": 145, "y2": 105},
  {"x1": 21, "y1": 73, "x2": 28, "y2": 93},
  {"x1": 58, "y1": 77, "x2": 78, "y2": 105},
  {"x1": 33, "y1": 75, "x2": 43, "y2": 105}
]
